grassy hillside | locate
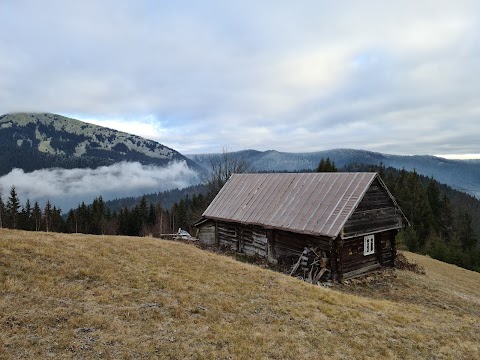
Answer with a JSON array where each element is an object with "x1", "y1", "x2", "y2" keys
[{"x1": 1, "y1": 230, "x2": 479, "y2": 359}]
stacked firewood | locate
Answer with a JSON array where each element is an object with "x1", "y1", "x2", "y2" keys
[{"x1": 290, "y1": 247, "x2": 329, "y2": 284}]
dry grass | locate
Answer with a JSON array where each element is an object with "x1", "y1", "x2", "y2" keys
[{"x1": 1, "y1": 229, "x2": 479, "y2": 359}]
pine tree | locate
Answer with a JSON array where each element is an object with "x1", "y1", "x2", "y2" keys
[
  {"x1": 91, "y1": 196, "x2": 106, "y2": 234},
  {"x1": 147, "y1": 203, "x2": 157, "y2": 227},
  {"x1": 316, "y1": 157, "x2": 337, "y2": 172},
  {"x1": 20, "y1": 199, "x2": 33, "y2": 231},
  {"x1": 51, "y1": 206, "x2": 64, "y2": 233},
  {"x1": 117, "y1": 207, "x2": 126, "y2": 235},
  {"x1": 33, "y1": 202, "x2": 41, "y2": 231},
  {"x1": 378, "y1": 162, "x2": 385, "y2": 179},
  {"x1": 44, "y1": 201, "x2": 52, "y2": 232},
  {"x1": 325, "y1": 158, "x2": 332, "y2": 171},
  {"x1": 331, "y1": 159, "x2": 337, "y2": 172},
  {"x1": 129, "y1": 206, "x2": 143, "y2": 236},
  {"x1": 426, "y1": 179, "x2": 442, "y2": 229},
  {"x1": 66, "y1": 209, "x2": 77, "y2": 233},
  {"x1": 6, "y1": 186, "x2": 21, "y2": 229},
  {"x1": 316, "y1": 158, "x2": 326, "y2": 172},
  {"x1": 455, "y1": 211, "x2": 477, "y2": 250},
  {"x1": 139, "y1": 196, "x2": 148, "y2": 223},
  {"x1": 76, "y1": 202, "x2": 91, "y2": 234},
  {"x1": 439, "y1": 194, "x2": 454, "y2": 242}
]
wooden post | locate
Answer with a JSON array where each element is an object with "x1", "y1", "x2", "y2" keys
[
  {"x1": 329, "y1": 238, "x2": 337, "y2": 281},
  {"x1": 392, "y1": 230, "x2": 397, "y2": 266},
  {"x1": 336, "y1": 236, "x2": 343, "y2": 282},
  {"x1": 215, "y1": 220, "x2": 219, "y2": 246},
  {"x1": 377, "y1": 232, "x2": 383, "y2": 266},
  {"x1": 266, "y1": 229, "x2": 276, "y2": 263},
  {"x1": 236, "y1": 225, "x2": 242, "y2": 252}
]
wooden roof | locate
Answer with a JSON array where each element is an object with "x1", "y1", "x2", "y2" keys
[{"x1": 202, "y1": 172, "x2": 399, "y2": 238}]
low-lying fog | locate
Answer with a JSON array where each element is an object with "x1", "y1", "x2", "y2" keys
[{"x1": 0, "y1": 161, "x2": 200, "y2": 212}]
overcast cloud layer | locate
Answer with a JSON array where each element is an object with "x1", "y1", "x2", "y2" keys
[
  {"x1": 0, "y1": 161, "x2": 199, "y2": 211},
  {"x1": 1, "y1": 1, "x2": 480, "y2": 157}
]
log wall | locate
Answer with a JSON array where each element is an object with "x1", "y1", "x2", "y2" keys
[
  {"x1": 343, "y1": 178, "x2": 404, "y2": 238},
  {"x1": 340, "y1": 229, "x2": 397, "y2": 279},
  {"x1": 212, "y1": 221, "x2": 268, "y2": 257},
  {"x1": 198, "y1": 221, "x2": 332, "y2": 268},
  {"x1": 273, "y1": 230, "x2": 331, "y2": 258},
  {"x1": 217, "y1": 221, "x2": 238, "y2": 250},
  {"x1": 240, "y1": 225, "x2": 268, "y2": 257},
  {"x1": 197, "y1": 221, "x2": 216, "y2": 245}
]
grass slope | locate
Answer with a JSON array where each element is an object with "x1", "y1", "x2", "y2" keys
[{"x1": 1, "y1": 229, "x2": 479, "y2": 359}]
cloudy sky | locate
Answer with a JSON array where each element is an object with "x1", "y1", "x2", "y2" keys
[{"x1": 1, "y1": 0, "x2": 480, "y2": 158}]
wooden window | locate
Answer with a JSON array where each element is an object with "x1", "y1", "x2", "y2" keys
[{"x1": 364, "y1": 234, "x2": 375, "y2": 255}]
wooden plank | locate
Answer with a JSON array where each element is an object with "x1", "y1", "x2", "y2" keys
[
  {"x1": 343, "y1": 263, "x2": 381, "y2": 279},
  {"x1": 343, "y1": 261, "x2": 379, "y2": 273},
  {"x1": 343, "y1": 219, "x2": 403, "y2": 237}
]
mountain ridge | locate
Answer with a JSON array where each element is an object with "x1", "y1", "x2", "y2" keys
[
  {"x1": 188, "y1": 148, "x2": 480, "y2": 198},
  {"x1": 0, "y1": 112, "x2": 199, "y2": 175}
]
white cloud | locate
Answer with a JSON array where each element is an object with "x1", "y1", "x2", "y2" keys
[
  {"x1": 0, "y1": 161, "x2": 200, "y2": 211},
  {"x1": 436, "y1": 154, "x2": 480, "y2": 160}
]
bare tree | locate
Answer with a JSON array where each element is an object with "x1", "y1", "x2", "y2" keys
[{"x1": 205, "y1": 148, "x2": 250, "y2": 199}]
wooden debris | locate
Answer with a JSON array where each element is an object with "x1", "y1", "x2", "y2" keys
[{"x1": 290, "y1": 247, "x2": 330, "y2": 284}]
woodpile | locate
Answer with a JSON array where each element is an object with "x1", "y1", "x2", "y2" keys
[{"x1": 290, "y1": 247, "x2": 330, "y2": 284}]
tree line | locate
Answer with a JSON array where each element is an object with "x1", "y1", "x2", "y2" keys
[
  {"x1": 0, "y1": 186, "x2": 63, "y2": 232},
  {"x1": 0, "y1": 185, "x2": 208, "y2": 238}
]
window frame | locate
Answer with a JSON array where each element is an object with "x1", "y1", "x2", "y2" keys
[{"x1": 364, "y1": 234, "x2": 375, "y2": 256}]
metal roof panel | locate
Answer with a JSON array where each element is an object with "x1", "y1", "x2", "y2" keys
[{"x1": 202, "y1": 172, "x2": 384, "y2": 238}]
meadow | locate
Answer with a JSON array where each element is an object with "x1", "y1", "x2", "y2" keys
[{"x1": 1, "y1": 229, "x2": 479, "y2": 359}]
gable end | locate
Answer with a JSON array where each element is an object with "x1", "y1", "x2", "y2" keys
[{"x1": 342, "y1": 178, "x2": 405, "y2": 238}]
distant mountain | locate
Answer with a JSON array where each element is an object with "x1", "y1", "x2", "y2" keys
[
  {"x1": 0, "y1": 112, "x2": 199, "y2": 175},
  {"x1": 188, "y1": 149, "x2": 480, "y2": 198}
]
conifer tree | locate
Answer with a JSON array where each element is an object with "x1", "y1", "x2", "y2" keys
[
  {"x1": 118, "y1": 207, "x2": 131, "y2": 235},
  {"x1": 139, "y1": 196, "x2": 148, "y2": 224},
  {"x1": 427, "y1": 179, "x2": 442, "y2": 229},
  {"x1": 174, "y1": 199, "x2": 188, "y2": 231},
  {"x1": 6, "y1": 186, "x2": 21, "y2": 229},
  {"x1": 456, "y1": 211, "x2": 477, "y2": 250},
  {"x1": 316, "y1": 157, "x2": 337, "y2": 172},
  {"x1": 378, "y1": 162, "x2": 385, "y2": 179},
  {"x1": 147, "y1": 203, "x2": 156, "y2": 227},
  {"x1": 51, "y1": 206, "x2": 64, "y2": 232},
  {"x1": 316, "y1": 158, "x2": 326, "y2": 172},
  {"x1": 44, "y1": 201, "x2": 52, "y2": 232},
  {"x1": 66, "y1": 209, "x2": 77, "y2": 233},
  {"x1": 76, "y1": 202, "x2": 90, "y2": 234},
  {"x1": 33, "y1": 201, "x2": 41, "y2": 231},
  {"x1": 91, "y1": 196, "x2": 106, "y2": 234},
  {"x1": 20, "y1": 199, "x2": 33, "y2": 231},
  {"x1": 439, "y1": 194, "x2": 454, "y2": 242}
]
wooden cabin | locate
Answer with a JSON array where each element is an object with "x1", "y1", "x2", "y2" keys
[{"x1": 195, "y1": 172, "x2": 408, "y2": 280}]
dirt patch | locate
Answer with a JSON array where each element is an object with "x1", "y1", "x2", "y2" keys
[{"x1": 395, "y1": 252, "x2": 426, "y2": 275}]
